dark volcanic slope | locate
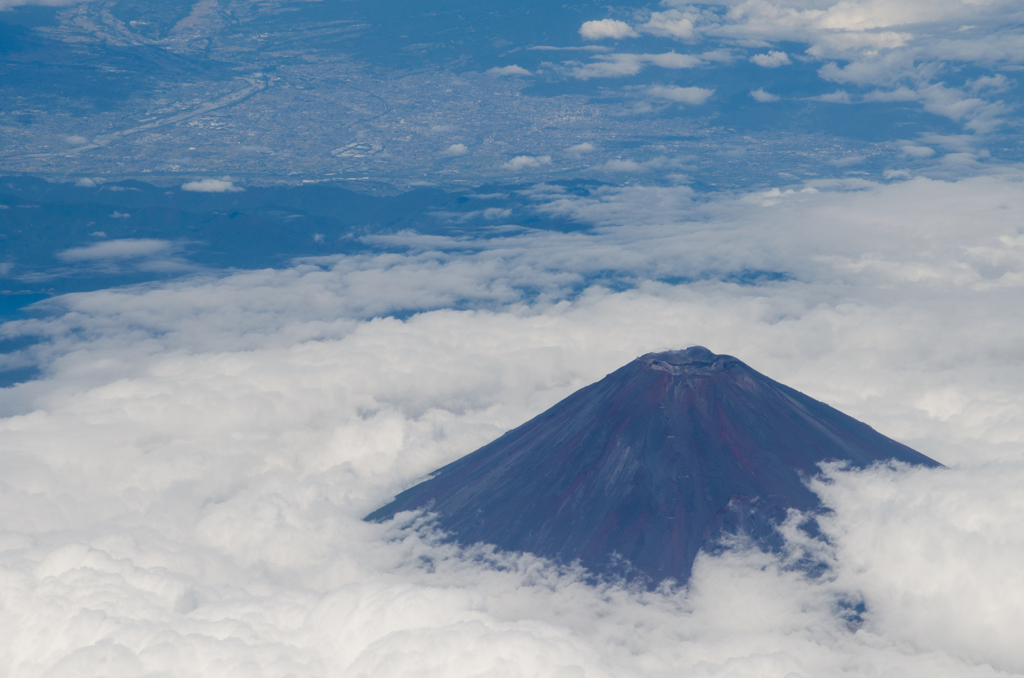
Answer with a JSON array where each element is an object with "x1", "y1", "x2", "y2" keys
[{"x1": 367, "y1": 347, "x2": 940, "y2": 584}]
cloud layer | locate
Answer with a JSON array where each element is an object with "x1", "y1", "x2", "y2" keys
[{"x1": 4, "y1": 169, "x2": 1024, "y2": 676}]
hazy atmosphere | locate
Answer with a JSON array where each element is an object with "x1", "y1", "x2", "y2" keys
[{"x1": 3, "y1": 0, "x2": 1024, "y2": 676}]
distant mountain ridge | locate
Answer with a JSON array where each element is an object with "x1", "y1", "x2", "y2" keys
[{"x1": 367, "y1": 347, "x2": 941, "y2": 585}]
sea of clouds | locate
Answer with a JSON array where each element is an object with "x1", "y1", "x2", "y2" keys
[
  {"x1": 5, "y1": 0, "x2": 1024, "y2": 671},
  {"x1": 3, "y1": 166, "x2": 1024, "y2": 676}
]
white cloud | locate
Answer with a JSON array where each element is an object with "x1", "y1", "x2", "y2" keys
[
  {"x1": 579, "y1": 19, "x2": 638, "y2": 40},
  {"x1": 0, "y1": 0, "x2": 83, "y2": 10},
  {"x1": 601, "y1": 156, "x2": 687, "y2": 172},
  {"x1": 808, "y1": 461, "x2": 1024, "y2": 673},
  {"x1": 64, "y1": 135, "x2": 89, "y2": 146},
  {"x1": 815, "y1": 0, "x2": 1019, "y2": 31},
  {"x1": 638, "y1": 10, "x2": 697, "y2": 39},
  {"x1": 74, "y1": 178, "x2": 97, "y2": 187},
  {"x1": 502, "y1": 155, "x2": 552, "y2": 170},
  {"x1": 56, "y1": 239, "x2": 172, "y2": 262},
  {"x1": 697, "y1": 0, "x2": 1021, "y2": 44},
  {"x1": 569, "y1": 53, "x2": 647, "y2": 79},
  {"x1": 750, "y1": 87, "x2": 780, "y2": 102},
  {"x1": 485, "y1": 65, "x2": 531, "y2": 76},
  {"x1": 528, "y1": 45, "x2": 611, "y2": 52},
  {"x1": 829, "y1": 154, "x2": 866, "y2": 166},
  {"x1": 814, "y1": 90, "x2": 853, "y2": 103},
  {"x1": 925, "y1": 30, "x2": 1024, "y2": 64},
  {"x1": 441, "y1": 143, "x2": 469, "y2": 157},
  {"x1": 966, "y1": 74, "x2": 1010, "y2": 94},
  {"x1": 917, "y1": 133, "x2": 979, "y2": 154},
  {"x1": 835, "y1": 76, "x2": 1010, "y2": 133},
  {"x1": 863, "y1": 87, "x2": 920, "y2": 102},
  {"x1": 629, "y1": 0, "x2": 1023, "y2": 135},
  {"x1": 648, "y1": 85, "x2": 715, "y2": 104},
  {"x1": 568, "y1": 51, "x2": 713, "y2": 79},
  {"x1": 566, "y1": 142, "x2": 596, "y2": 155},
  {"x1": 647, "y1": 52, "x2": 704, "y2": 69},
  {"x1": 7, "y1": 169, "x2": 1024, "y2": 677},
  {"x1": 181, "y1": 178, "x2": 244, "y2": 193},
  {"x1": 917, "y1": 83, "x2": 1010, "y2": 134},
  {"x1": 900, "y1": 143, "x2": 937, "y2": 157},
  {"x1": 817, "y1": 52, "x2": 924, "y2": 88},
  {"x1": 750, "y1": 50, "x2": 791, "y2": 67},
  {"x1": 482, "y1": 207, "x2": 511, "y2": 220}
]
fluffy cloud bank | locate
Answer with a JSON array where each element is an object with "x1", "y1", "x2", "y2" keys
[{"x1": 4, "y1": 169, "x2": 1024, "y2": 676}]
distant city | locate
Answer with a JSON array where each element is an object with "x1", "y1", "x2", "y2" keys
[{"x1": 5, "y1": 0, "x2": 1015, "y2": 192}]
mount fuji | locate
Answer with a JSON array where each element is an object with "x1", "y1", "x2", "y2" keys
[{"x1": 367, "y1": 347, "x2": 941, "y2": 585}]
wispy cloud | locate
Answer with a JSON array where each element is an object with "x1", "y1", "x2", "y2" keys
[
  {"x1": 57, "y1": 239, "x2": 173, "y2": 262},
  {"x1": 569, "y1": 51, "x2": 709, "y2": 79},
  {"x1": 181, "y1": 178, "x2": 244, "y2": 193},
  {"x1": 750, "y1": 88, "x2": 780, "y2": 102},
  {"x1": 486, "y1": 65, "x2": 531, "y2": 76}
]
